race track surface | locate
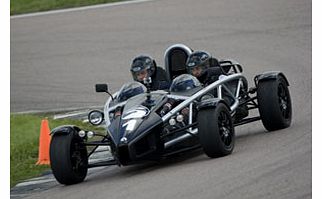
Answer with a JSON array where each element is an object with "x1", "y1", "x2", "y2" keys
[{"x1": 11, "y1": 0, "x2": 311, "y2": 198}]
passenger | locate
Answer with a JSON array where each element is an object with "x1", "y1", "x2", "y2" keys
[
  {"x1": 186, "y1": 51, "x2": 248, "y2": 120},
  {"x1": 185, "y1": 51, "x2": 223, "y2": 86},
  {"x1": 130, "y1": 55, "x2": 171, "y2": 91}
]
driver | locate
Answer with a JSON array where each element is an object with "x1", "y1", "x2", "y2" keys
[
  {"x1": 186, "y1": 51, "x2": 223, "y2": 86},
  {"x1": 130, "y1": 55, "x2": 171, "y2": 91}
]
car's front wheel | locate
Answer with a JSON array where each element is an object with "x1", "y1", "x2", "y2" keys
[
  {"x1": 257, "y1": 76, "x2": 292, "y2": 131},
  {"x1": 198, "y1": 103, "x2": 235, "y2": 158},
  {"x1": 50, "y1": 132, "x2": 88, "y2": 185}
]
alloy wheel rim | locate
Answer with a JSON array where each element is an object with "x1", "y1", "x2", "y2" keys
[
  {"x1": 278, "y1": 83, "x2": 290, "y2": 119},
  {"x1": 218, "y1": 111, "x2": 233, "y2": 147},
  {"x1": 71, "y1": 142, "x2": 87, "y2": 173}
]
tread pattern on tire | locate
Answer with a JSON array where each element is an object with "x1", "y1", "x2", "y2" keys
[
  {"x1": 198, "y1": 103, "x2": 235, "y2": 158},
  {"x1": 50, "y1": 133, "x2": 88, "y2": 185},
  {"x1": 257, "y1": 76, "x2": 292, "y2": 131}
]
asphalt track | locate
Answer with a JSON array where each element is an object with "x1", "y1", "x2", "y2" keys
[{"x1": 11, "y1": 0, "x2": 311, "y2": 198}]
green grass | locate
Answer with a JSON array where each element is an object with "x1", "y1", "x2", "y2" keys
[
  {"x1": 10, "y1": 113, "x2": 104, "y2": 187},
  {"x1": 11, "y1": 0, "x2": 126, "y2": 15}
]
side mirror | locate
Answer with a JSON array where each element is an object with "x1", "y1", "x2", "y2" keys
[
  {"x1": 95, "y1": 84, "x2": 108, "y2": 93},
  {"x1": 95, "y1": 83, "x2": 114, "y2": 100}
]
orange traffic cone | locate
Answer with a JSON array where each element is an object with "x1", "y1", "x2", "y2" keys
[{"x1": 36, "y1": 119, "x2": 51, "y2": 165}]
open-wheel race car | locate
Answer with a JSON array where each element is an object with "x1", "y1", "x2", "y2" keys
[{"x1": 49, "y1": 44, "x2": 292, "y2": 185}]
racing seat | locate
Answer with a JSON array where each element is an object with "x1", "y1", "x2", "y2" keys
[{"x1": 164, "y1": 44, "x2": 193, "y2": 80}]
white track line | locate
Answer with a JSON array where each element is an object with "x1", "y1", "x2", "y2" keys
[
  {"x1": 53, "y1": 110, "x2": 89, "y2": 120},
  {"x1": 15, "y1": 178, "x2": 56, "y2": 187},
  {"x1": 13, "y1": 106, "x2": 103, "y2": 114},
  {"x1": 11, "y1": 0, "x2": 156, "y2": 19}
]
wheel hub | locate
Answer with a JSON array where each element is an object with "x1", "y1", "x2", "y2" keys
[
  {"x1": 221, "y1": 127, "x2": 230, "y2": 137},
  {"x1": 281, "y1": 99, "x2": 287, "y2": 110}
]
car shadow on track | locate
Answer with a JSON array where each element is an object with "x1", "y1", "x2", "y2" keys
[
  {"x1": 84, "y1": 127, "x2": 288, "y2": 185},
  {"x1": 84, "y1": 148, "x2": 207, "y2": 184},
  {"x1": 123, "y1": 148, "x2": 205, "y2": 174},
  {"x1": 118, "y1": 127, "x2": 288, "y2": 176}
]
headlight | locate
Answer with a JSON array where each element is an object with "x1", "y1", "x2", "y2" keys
[
  {"x1": 87, "y1": 131, "x2": 95, "y2": 138},
  {"x1": 169, "y1": 118, "x2": 176, "y2": 126},
  {"x1": 88, "y1": 110, "x2": 104, "y2": 125},
  {"x1": 78, "y1": 130, "x2": 86, "y2": 138},
  {"x1": 176, "y1": 114, "x2": 184, "y2": 122}
]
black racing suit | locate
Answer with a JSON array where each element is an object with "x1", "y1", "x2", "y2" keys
[
  {"x1": 195, "y1": 67, "x2": 224, "y2": 102},
  {"x1": 149, "y1": 66, "x2": 171, "y2": 91},
  {"x1": 196, "y1": 67, "x2": 223, "y2": 86}
]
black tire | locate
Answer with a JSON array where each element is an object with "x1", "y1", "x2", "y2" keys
[
  {"x1": 50, "y1": 133, "x2": 88, "y2": 185},
  {"x1": 198, "y1": 103, "x2": 235, "y2": 158},
  {"x1": 257, "y1": 76, "x2": 292, "y2": 131}
]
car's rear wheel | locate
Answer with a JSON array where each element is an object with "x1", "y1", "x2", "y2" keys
[
  {"x1": 198, "y1": 103, "x2": 235, "y2": 158},
  {"x1": 257, "y1": 76, "x2": 292, "y2": 131},
  {"x1": 50, "y1": 133, "x2": 88, "y2": 185}
]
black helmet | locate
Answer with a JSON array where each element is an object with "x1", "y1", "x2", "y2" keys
[
  {"x1": 170, "y1": 74, "x2": 201, "y2": 92},
  {"x1": 130, "y1": 55, "x2": 156, "y2": 82},
  {"x1": 186, "y1": 51, "x2": 211, "y2": 77}
]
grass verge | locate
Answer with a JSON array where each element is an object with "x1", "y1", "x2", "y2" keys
[
  {"x1": 11, "y1": 0, "x2": 125, "y2": 15},
  {"x1": 10, "y1": 113, "x2": 104, "y2": 187}
]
